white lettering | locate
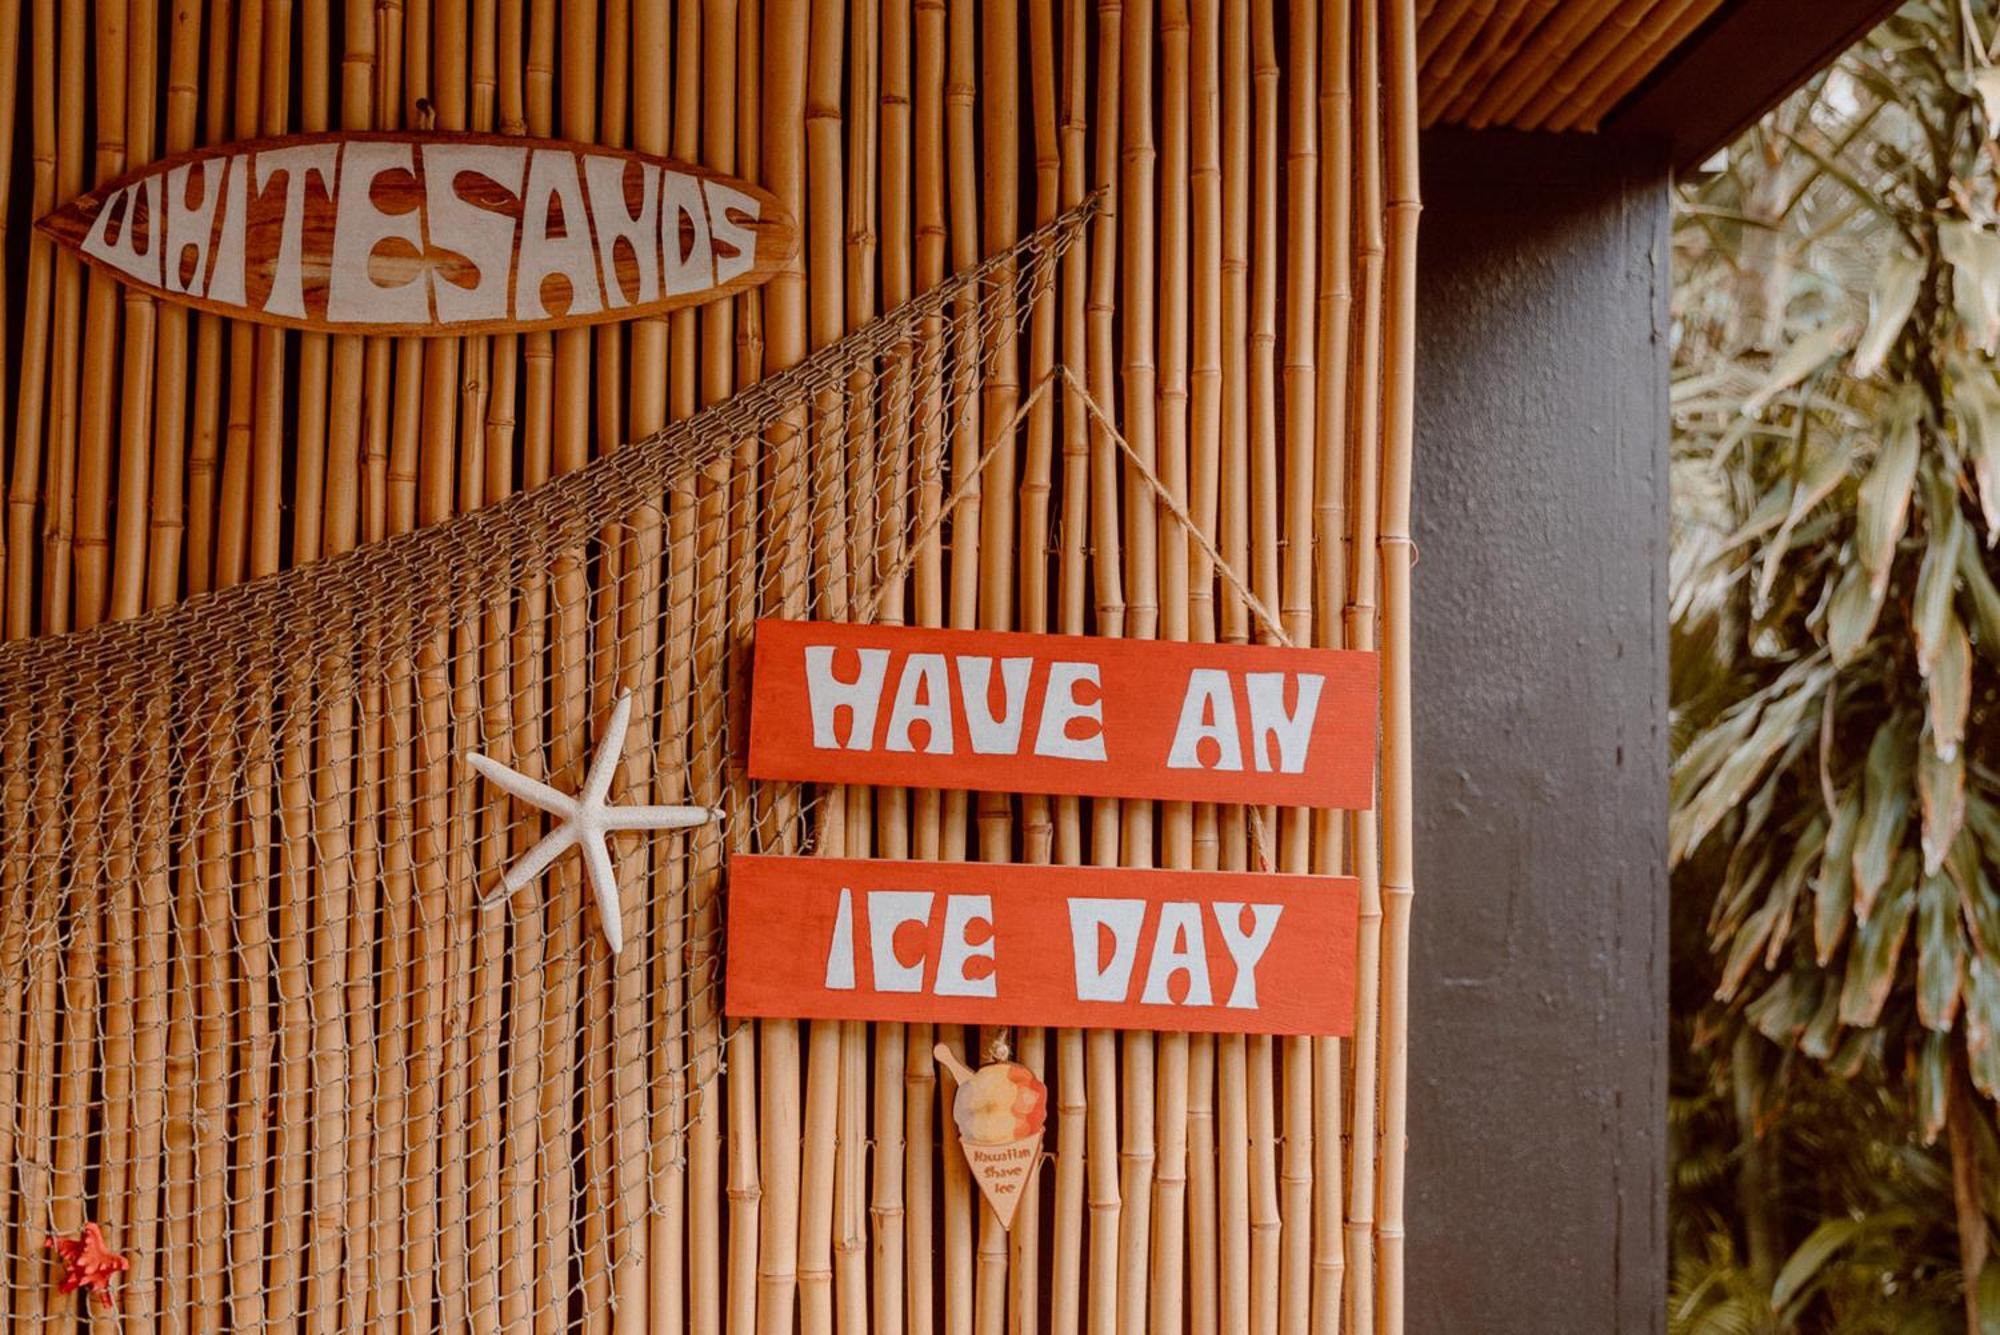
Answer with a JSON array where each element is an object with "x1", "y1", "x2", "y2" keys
[
  {"x1": 958, "y1": 656, "x2": 1033, "y2": 755},
  {"x1": 516, "y1": 148, "x2": 604, "y2": 321},
  {"x1": 82, "y1": 178, "x2": 165, "y2": 288},
  {"x1": 824, "y1": 887, "x2": 856, "y2": 991},
  {"x1": 1213, "y1": 902, "x2": 1283, "y2": 1009},
  {"x1": 661, "y1": 171, "x2": 717, "y2": 295},
  {"x1": 424, "y1": 143, "x2": 527, "y2": 323},
  {"x1": 163, "y1": 159, "x2": 222, "y2": 297},
  {"x1": 585, "y1": 155, "x2": 661, "y2": 307},
  {"x1": 1033, "y1": 661, "x2": 1107, "y2": 762},
  {"x1": 1140, "y1": 902, "x2": 1214, "y2": 1007},
  {"x1": 1245, "y1": 672, "x2": 1324, "y2": 774},
  {"x1": 867, "y1": 891, "x2": 935, "y2": 993},
  {"x1": 1068, "y1": 898, "x2": 1144, "y2": 1003},
  {"x1": 884, "y1": 652, "x2": 954, "y2": 755},
  {"x1": 803, "y1": 645, "x2": 890, "y2": 750},
  {"x1": 934, "y1": 895, "x2": 996, "y2": 998},
  {"x1": 703, "y1": 178, "x2": 760, "y2": 285},
  {"x1": 1166, "y1": 668, "x2": 1245, "y2": 771},
  {"x1": 326, "y1": 141, "x2": 429, "y2": 325},
  {"x1": 254, "y1": 143, "x2": 339, "y2": 318},
  {"x1": 207, "y1": 154, "x2": 250, "y2": 307}
]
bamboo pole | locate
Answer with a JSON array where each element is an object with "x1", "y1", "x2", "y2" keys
[
  {"x1": 1014, "y1": 0, "x2": 1061, "y2": 1326},
  {"x1": 905, "y1": 5, "x2": 948, "y2": 1332},
  {"x1": 1426, "y1": 0, "x2": 1539, "y2": 119},
  {"x1": 942, "y1": 6, "x2": 982, "y2": 1334},
  {"x1": 799, "y1": 0, "x2": 849, "y2": 1329},
  {"x1": 1083, "y1": 3, "x2": 1125, "y2": 1333},
  {"x1": 1559, "y1": 0, "x2": 1725, "y2": 131},
  {"x1": 838, "y1": 4, "x2": 879, "y2": 1335},
  {"x1": 150, "y1": 5, "x2": 208, "y2": 1313},
  {"x1": 1312, "y1": 4, "x2": 1354, "y2": 1332},
  {"x1": 726, "y1": 16, "x2": 766, "y2": 1335},
  {"x1": 760, "y1": 1, "x2": 809, "y2": 1329},
  {"x1": 1463, "y1": 0, "x2": 1620, "y2": 126},
  {"x1": 71, "y1": 0, "x2": 128, "y2": 635},
  {"x1": 0, "y1": 0, "x2": 16, "y2": 639},
  {"x1": 1279, "y1": 13, "x2": 1319, "y2": 1335},
  {"x1": 1379, "y1": 3, "x2": 1420, "y2": 1329},
  {"x1": 1186, "y1": 4, "x2": 1225, "y2": 1334},
  {"x1": 1152, "y1": 5, "x2": 1194, "y2": 1335},
  {"x1": 620, "y1": 6, "x2": 679, "y2": 1335},
  {"x1": 1116, "y1": 5, "x2": 1162, "y2": 1335},
  {"x1": 1049, "y1": 13, "x2": 1091, "y2": 1334},
  {"x1": 84, "y1": 29, "x2": 141, "y2": 1311},
  {"x1": 2, "y1": 33, "x2": 54, "y2": 1335},
  {"x1": 1513, "y1": 0, "x2": 1680, "y2": 129},
  {"x1": 4, "y1": 0, "x2": 53, "y2": 642},
  {"x1": 319, "y1": 15, "x2": 378, "y2": 1330},
  {"x1": 1345, "y1": 2, "x2": 1387, "y2": 1328},
  {"x1": 874, "y1": 5, "x2": 915, "y2": 1334},
  {"x1": 3, "y1": 26, "x2": 55, "y2": 1327}
]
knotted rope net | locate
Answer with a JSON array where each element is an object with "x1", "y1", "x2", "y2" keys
[{"x1": 0, "y1": 201, "x2": 1084, "y2": 1331}]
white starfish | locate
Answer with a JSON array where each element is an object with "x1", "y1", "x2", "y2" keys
[{"x1": 467, "y1": 691, "x2": 719, "y2": 955}]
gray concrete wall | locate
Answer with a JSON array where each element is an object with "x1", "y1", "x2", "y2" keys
[{"x1": 1408, "y1": 129, "x2": 1669, "y2": 1334}]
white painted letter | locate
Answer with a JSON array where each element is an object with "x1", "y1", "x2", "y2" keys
[
  {"x1": 425, "y1": 143, "x2": 527, "y2": 323},
  {"x1": 326, "y1": 142, "x2": 429, "y2": 325},
  {"x1": 1034, "y1": 661, "x2": 1108, "y2": 762},
  {"x1": 1068, "y1": 898, "x2": 1144, "y2": 1003},
  {"x1": 662, "y1": 171, "x2": 717, "y2": 295},
  {"x1": 934, "y1": 895, "x2": 997, "y2": 998},
  {"x1": 704, "y1": 178, "x2": 761, "y2": 285},
  {"x1": 1213, "y1": 902, "x2": 1284, "y2": 1009},
  {"x1": 163, "y1": 160, "x2": 222, "y2": 296},
  {"x1": 1245, "y1": 672, "x2": 1325, "y2": 774},
  {"x1": 515, "y1": 149, "x2": 605, "y2": 321},
  {"x1": 884, "y1": 653, "x2": 955, "y2": 755},
  {"x1": 206, "y1": 154, "x2": 250, "y2": 307},
  {"x1": 958, "y1": 656, "x2": 1032, "y2": 755},
  {"x1": 867, "y1": 891, "x2": 935, "y2": 994},
  {"x1": 255, "y1": 143, "x2": 339, "y2": 318},
  {"x1": 1140, "y1": 902, "x2": 1214, "y2": 1006},
  {"x1": 824, "y1": 888, "x2": 856, "y2": 991},
  {"x1": 1166, "y1": 668, "x2": 1244, "y2": 771},
  {"x1": 82, "y1": 178, "x2": 166, "y2": 288},
  {"x1": 584, "y1": 155, "x2": 661, "y2": 307},
  {"x1": 803, "y1": 645, "x2": 891, "y2": 750}
]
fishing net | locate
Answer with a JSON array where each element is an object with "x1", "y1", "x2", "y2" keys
[{"x1": 0, "y1": 201, "x2": 1084, "y2": 1331}]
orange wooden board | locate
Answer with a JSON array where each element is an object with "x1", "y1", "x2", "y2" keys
[
  {"x1": 747, "y1": 618, "x2": 1378, "y2": 809},
  {"x1": 724, "y1": 855, "x2": 1360, "y2": 1036},
  {"x1": 36, "y1": 131, "x2": 797, "y2": 336}
]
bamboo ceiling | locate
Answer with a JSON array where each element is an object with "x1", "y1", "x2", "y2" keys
[{"x1": 1418, "y1": 0, "x2": 1731, "y2": 130}]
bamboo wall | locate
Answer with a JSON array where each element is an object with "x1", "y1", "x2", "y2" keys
[{"x1": 0, "y1": 3, "x2": 1422, "y2": 1334}]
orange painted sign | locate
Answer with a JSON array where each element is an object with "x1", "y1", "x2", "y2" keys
[
  {"x1": 37, "y1": 132, "x2": 795, "y2": 335},
  {"x1": 746, "y1": 619, "x2": 1377, "y2": 809},
  {"x1": 723, "y1": 856, "x2": 1359, "y2": 1035}
]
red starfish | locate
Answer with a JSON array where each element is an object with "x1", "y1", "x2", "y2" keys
[{"x1": 45, "y1": 1223, "x2": 129, "y2": 1310}]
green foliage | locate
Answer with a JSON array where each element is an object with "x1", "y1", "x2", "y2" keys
[{"x1": 1674, "y1": 1, "x2": 2000, "y2": 1327}]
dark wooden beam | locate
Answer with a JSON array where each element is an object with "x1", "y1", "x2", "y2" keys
[
  {"x1": 1412, "y1": 127, "x2": 1672, "y2": 1334},
  {"x1": 1604, "y1": 0, "x2": 1900, "y2": 170}
]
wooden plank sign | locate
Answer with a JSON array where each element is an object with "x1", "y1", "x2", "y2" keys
[
  {"x1": 747, "y1": 618, "x2": 1378, "y2": 808},
  {"x1": 36, "y1": 132, "x2": 796, "y2": 335},
  {"x1": 724, "y1": 856, "x2": 1360, "y2": 1035}
]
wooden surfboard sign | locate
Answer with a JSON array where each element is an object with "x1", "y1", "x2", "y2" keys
[{"x1": 36, "y1": 131, "x2": 797, "y2": 337}]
